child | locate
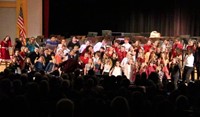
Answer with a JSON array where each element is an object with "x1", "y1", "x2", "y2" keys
[
  {"x1": 93, "y1": 59, "x2": 103, "y2": 76},
  {"x1": 84, "y1": 58, "x2": 94, "y2": 75},
  {"x1": 110, "y1": 61, "x2": 122, "y2": 77}
]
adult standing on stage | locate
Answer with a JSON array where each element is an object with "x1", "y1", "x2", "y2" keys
[
  {"x1": 186, "y1": 39, "x2": 196, "y2": 82},
  {"x1": 0, "y1": 35, "x2": 12, "y2": 67},
  {"x1": 182, "y1": 49, "x2": 194, "y2": 84}
]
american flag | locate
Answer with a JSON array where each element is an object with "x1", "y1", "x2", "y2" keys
[{"x1": 17, "y1": 6, "x2": 26, "y2": 45}]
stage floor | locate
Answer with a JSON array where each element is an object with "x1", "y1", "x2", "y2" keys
[{"x1": 0, "y1": 63, "x2": 7, "y2": 72}]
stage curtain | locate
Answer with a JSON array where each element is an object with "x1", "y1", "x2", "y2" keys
[{"x1": 43, "y1": 0, "x2": 49, "y2": 38}]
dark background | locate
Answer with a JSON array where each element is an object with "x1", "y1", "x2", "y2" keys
[{"x1": 48, "y1": 0, "x2": 200, "y2": 38}]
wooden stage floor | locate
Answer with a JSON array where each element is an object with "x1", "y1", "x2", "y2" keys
[{"x1": 0, "y1": 63, "x2": 7, "y2": 72}]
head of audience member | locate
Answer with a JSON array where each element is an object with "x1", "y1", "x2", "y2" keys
[
  {"x1": 111, "y1": 96, "x2": 130, "y2": 117},
  {"x1": 56, "y1": 98, "x2": 74, "y2": 117}
]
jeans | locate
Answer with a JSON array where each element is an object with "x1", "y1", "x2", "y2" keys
[{"x1": 182, "y1": 66, "x2": 194, "y2": 84}]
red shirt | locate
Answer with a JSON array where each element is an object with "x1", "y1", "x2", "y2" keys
[
  {"x1": 187, "y1": 45, "x2": 196, "y2": 52},
  {"x1": 112, "y1": 45, "x2": 119, "y2": 53},
  {"x1": 143, "y1": 44, "x2": 152, "y2": 53},
  {"x1": 79, "y1": 56, "x2": 89, "y2": 68},
  {"x1": 147, "y1": 65, "x2": 157, "y2": 76},
  {"x1": 117, "y1": 50, "x2": 127, "y2": 62},
  {"x1": 137, "y1": 57, "x2": 145, "y2": 63},
  {"x1": 171, "y1": 43, "x2": 183, "y2": 58}
]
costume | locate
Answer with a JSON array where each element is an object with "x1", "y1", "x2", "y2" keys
[{"x1": 0, "y1": 40, "x2": 12, "y2": 62}]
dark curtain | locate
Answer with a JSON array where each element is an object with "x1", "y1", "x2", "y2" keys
[
  {"x1": 47, "y1": 0, "x2": 200, "y2": 37},
  {"x1": 123, "y1": 0, "x2": 200, "y2": 37},
  {"x1": 43, "y1": 0, "x2": 49, "y2": 38}
]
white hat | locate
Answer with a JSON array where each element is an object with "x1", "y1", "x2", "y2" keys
[{"x1": 150, "y1": 31, "x2": 161, "y2": 38}]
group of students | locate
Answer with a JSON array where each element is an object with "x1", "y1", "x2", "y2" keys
[{"x1": 0, "y1": 35, "x2": 199, "y2": 88}]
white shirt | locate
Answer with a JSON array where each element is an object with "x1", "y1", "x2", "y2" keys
[
  {"x1": 124, "y1": 64, "x2": 132, "y2": 80},
  {"x1": 121, "y1": 57, "x2": 129, "y2": 68},
  {"x1": 132, "y1": 55, "x2": 136, "y2": 62},
  {"x1": 112, "y1": 66, "x2": 122, "y2": 77},
  {"x1": 161, "y1": 44, "x2": 166, "y2": 52},
  {"x1": 185, "y1": 54, "x2": 194, "y2": 67},
  {"x1": 122, "y1": 43, "x2": 131, "y2": 52},
  {"x1": 79, "y1": 44, "x2": 87, "y2": 53},
  {"x1": 103, "y1": 64, "x2": 111, "y2": 73},
  {"x1": 93, "y1": 42, "x2": 103, "y2": 52}
]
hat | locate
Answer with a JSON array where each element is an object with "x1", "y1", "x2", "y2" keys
[{"x1": 150, "y1": 31, "x2": 161, "y2": 38}]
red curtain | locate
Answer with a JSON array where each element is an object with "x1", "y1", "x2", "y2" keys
[{"x1": 43, "y1": 0, "x2": 49, "y2": 38}]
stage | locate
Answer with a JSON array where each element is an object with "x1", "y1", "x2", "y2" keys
[{"x1": 0, "y1": 62, "x2": 7, "y2": 72}]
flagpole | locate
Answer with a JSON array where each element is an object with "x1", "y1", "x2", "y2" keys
[{"x1": 16, "y1": 0, "x2": 27, "y2": 41}]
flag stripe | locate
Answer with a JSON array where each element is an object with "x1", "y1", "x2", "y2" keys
[{"x1": 17, "y1": 6, "x2": 26, "y2": 45}]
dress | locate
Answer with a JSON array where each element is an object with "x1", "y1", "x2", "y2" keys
[{"x1": 0, "y1": 41, "x2": 11, "y2": 61}]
